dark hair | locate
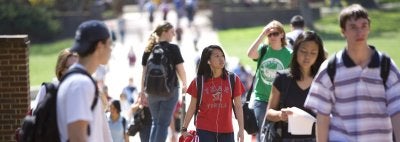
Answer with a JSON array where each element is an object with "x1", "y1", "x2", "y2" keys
[
  {"x1": 111, "y1": 100, "x2": 121, "y2": 113},
  {"x1": 339, "y1": 4, "x2": 370, "y2": 30},
  {"x1": 290, "y1": 15, "x2": 305, "y2": 28},
  {"x1": 197, "y1": 45, "x2": 229, "y2": 80},
  {"x1": 145, "y1": 21, "x2": 174, "y2": 52},
  {"x1": 290, "y1": 31, "x2": 326, "y2": 80},
  {"x1": 79, "y1": 39, "x2": 108, "y2": 57}
]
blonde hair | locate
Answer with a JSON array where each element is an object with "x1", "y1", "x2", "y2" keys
[
  {"x1": 266, "y1": 20, "x2": 287, "y2": 47},
  {"x1": 55, "y1": 49, "x2": 77, "y2": 80},
  {"x1": 144, "y1": 21, "x2": 173, "y2": 52}
]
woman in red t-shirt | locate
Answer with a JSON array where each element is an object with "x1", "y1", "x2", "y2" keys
[{"x1": 181, "y1": 45, "x2": 245, "y2": 142}]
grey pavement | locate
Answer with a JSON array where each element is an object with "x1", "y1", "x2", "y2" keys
[{"x1": 104, "y1": 5, "x2": 253, "y2": 142}]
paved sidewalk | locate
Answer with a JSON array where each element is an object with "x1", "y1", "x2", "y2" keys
[{"x1": 104, "y1": 6, "x2": 253, "y2": 142}]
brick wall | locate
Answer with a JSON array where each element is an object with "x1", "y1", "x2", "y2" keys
[{"x1": 0, "y1": 35, "x2": 30, "y2": 142}]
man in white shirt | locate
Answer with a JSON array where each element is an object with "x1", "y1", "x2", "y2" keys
[
  {"x1": 286, "y1": 15, "x2": 305, "y2": 49},
  {"x1": 57, "y1": 20, "x2": 113, "y2": 142}
]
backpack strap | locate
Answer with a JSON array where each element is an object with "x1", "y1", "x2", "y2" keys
[
  {"x1": 194, "y1": 75, "x2": 203, "y2": 126},
  {"x1": 380, "y1": 53, "x2": 391, "y2": 89},
  {"x1": 122, "y1": 117, "x2": 126, "y2": 136},
  {"x1": 327, "y1": 54, "x2": 337, "y2": 84},
  {"x1": 228, "y1": 72, "x2": 237, "y2": 119},
  {"x1": 246, "y1": 45, "x2": 268, "y2": 102}
]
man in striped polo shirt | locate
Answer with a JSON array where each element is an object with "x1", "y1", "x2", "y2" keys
[{"x1": 304, "y1": 4, "x2": 400, "y2": 142}]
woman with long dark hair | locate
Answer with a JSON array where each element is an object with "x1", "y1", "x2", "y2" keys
[
  {"x1": 181, "y1": 45, "x2": 245, "y2": 142},
  {"x1": 265, "y1": 31, "x2": 326, "y2": 142}
]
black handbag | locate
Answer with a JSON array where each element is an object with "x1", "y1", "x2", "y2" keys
[
  {"x1": 128, "y1": 107, "x2": 151, "y2": 136},
  {"x1": 128, "y1": 108, "x2": 144, "y2": 136},
  {"x1": 242, "y1": 101, "x2": 258, "y2": 134},
  {"x1": 260, "y1": 119, "x2": 282, "y2": 142}
]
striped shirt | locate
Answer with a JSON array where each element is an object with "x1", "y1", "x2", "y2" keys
[{"x1": 304, "y1": 47, "x2": 400, "y2": 142}]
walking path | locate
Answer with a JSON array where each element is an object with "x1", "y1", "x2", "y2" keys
[{"x1": 104, "y1": 6, "x2": 253, "y2": 142}]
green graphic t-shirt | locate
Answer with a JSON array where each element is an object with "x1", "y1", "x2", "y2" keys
[{"x1": 254, "y1": 44, "x2": 292, "y2": 102}]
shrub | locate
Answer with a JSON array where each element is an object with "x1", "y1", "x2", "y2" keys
[{"x1": 0, "y1": 1, "x2": 60, "y2": 42}]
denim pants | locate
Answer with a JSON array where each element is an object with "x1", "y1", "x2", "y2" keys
[
  {"x1": 253, "y1": 100, "x2": 268, "y2": 142},
  {"x1": 139, "y1": 124, "x2": 151, "y2": 142},
  {"x1": 147, "y1": 86, "x2": 179, "y2": 142},
  {"x1": 197, "y1": 129, "x2": 234, "y2": 142}
]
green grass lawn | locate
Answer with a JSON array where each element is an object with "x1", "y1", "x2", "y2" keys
[
  {"x1": 219, "y1": 9, "x2": 400, "y2": 72},
  {"x1": 29, "y1": 39, "x2": 73, "y2": 86}
]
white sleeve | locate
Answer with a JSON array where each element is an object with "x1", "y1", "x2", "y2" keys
[{"x1": 32, "y1": 85, "x2": 47, "y2": 111}]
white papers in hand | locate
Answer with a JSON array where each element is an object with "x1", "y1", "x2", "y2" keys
[{"x1": 287, "y1": 107, "x2": 316, "y2": 135}]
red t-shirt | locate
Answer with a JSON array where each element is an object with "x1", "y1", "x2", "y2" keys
[{"x1": 187, "y1": 75, "x2": 245, "y2": 133}]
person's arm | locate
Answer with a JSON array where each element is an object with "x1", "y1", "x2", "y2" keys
[
  {"x1": 175, "y1": 63, "x2": 187, "y2": 93},
  {"x1": 247, "y1": 26, "x2": 271, "y2": 59},
  {"x1": 181, "y1": 96, "x2": 197, "y2": 137},
  {"x1": 140, "y1": 66, "x2": 147, "y2": 93},
  {"x1": 124, "y1": 132, "x2": 130, "y2": 142},
  {"x1": 67, "y1": 120, "x2": 89, "y2": 142},
  {"x1": 233, "y1": 95, "x2": 244, "y2": 142},
  {"x1": 316, "y1": 114, "x2": 330, "y2": 142},
  {"x1": 392, "y1": 113, "x2": 400, "y2": 141},
  {"x1": 266, "y1": 86, "x2": 290, "y2": 122}
]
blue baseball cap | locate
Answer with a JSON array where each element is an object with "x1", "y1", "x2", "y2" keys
[{"x1": 71, "y1": 20, "x2": 110, "y2": 54}]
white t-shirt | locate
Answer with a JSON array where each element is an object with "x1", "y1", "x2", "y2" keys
[
  {"x1": 286, "y1": 29, "x2": 304, "y2": 49},
  {"x1": 56, "y1": 64, "x2": 112, "y2": 142}
]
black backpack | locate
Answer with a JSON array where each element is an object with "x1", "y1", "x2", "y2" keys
[
  {"x1": 194, "y1": 72, "x2": 236, "y2": 125},
  {"x1": 144, "y1": 44, "x2": 175, "y2": 96},
  {"x1": 327, "y1": 53, "x2": 391, "y2": 89},
  {"x1": 18, "y1": 67, "x2": 98, "y2": 142}
]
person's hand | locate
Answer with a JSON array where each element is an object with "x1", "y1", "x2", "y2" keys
[
  {"x1": 237, "y1": 129, "x2": 244, "y2": 142},
  {"x1": 262, "y1": 26, "x2": 277, "y2": 37},
  {"x1": 181, "y1": 84, "x2": 187, "y2": 94},
  {"x1": 280, "y1": 108, "x2": 293, "y2": 122},
  {"x1": 181, "y1": 131, "x2": 192, "y2": 138}
]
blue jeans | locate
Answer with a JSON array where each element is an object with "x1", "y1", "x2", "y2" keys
[
  {"x1": 147, "y1": 87, "x2": 179, "y2": 142},
  {"x1": 197, "y1": 129, "x2": 234, "y2": 142},
  {"x1": 253, "y1": 100, "x2": 268, "y2": 142},
  {"x1": 139, "y1": 124, "x2": 151, "y2": 142}
]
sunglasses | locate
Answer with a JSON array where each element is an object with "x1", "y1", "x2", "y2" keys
[{"x1": 268, "y1": 32, "x2": 280, "y2": 37}]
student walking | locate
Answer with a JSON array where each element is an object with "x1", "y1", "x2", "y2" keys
[
  {"x1": 286, "y1": 15, "x2": 305, "y2": 49},
  {"x1": 181, "y1": 45, "x2": 245, "y2": 142},
  {"x1": 265, "y1": 31, "x2": 326, "y2": 142},
  {"x1": 56, "y1": 20, "x2": 113, "y2": 142},
  {"x1": 140, "y1": 21, "x2": 187, "y2": 142},
  {"x1": 108, "y1": 100, "x2": 129, "y2": 142},
  {"x1": 304, "y1": 4, "x2": 400, "y2": 141},
  {"x1": 247, "y1": 20, "x2": 292, "y2": 142}
]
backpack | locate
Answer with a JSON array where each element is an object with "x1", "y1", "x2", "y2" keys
[
  {"x1": 327, "y1": 53, "x2": 391, "y2": 89},
  {"x1": 144, "y1": 44, "x2": 176, "y2": 96},
  {"x1": 194, "y1": 72, "x2": 236, "y2": 125},
  {"x1": 18, "y1": 67, "x2": 99, "y2": 142}
]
